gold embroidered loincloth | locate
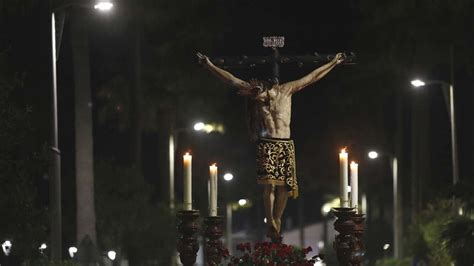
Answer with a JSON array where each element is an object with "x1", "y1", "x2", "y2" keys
[{"x1": 256, "y1": 137, "x2": 298, "y2": 199}]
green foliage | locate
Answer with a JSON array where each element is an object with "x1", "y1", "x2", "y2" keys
[
  {"x1": 402, "y1": 179, "x2": 474, "y2": 265},
  {"x1": 406, "y1": 199, "x2": 461, "y2": 265},
  {"x1": 441, "y1": 216, "x2": 474, "y2": 265},
  {"x1": 0, "y1": 70, "x2": 48, "y2": 260},
  {"x1": 442, "y1": 179, "x2": 474, "y2": 265},
  {"x1": 94, "y1": 161, "x2": 175, "y2": 264}
]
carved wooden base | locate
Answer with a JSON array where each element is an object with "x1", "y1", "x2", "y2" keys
[
  {"x1": 177, "y1": 210, "x2": 200, "y2": 266},
  {"x1": 350, "y1": 213, "x2": 366, "y2": 265},
  {"x1": 332, "y1": 208, "x2": 366, "y2": 266},
  {"x1": 332, "y1": 207, "x2": 356, "y2": 266},
  {"x1": 204, "y1": 216, "x2": 227, "y2": 265}
]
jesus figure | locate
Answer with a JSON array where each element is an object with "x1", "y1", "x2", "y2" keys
[{"x1": 198, "y1": 52, "x2": 345, "y2": 241}]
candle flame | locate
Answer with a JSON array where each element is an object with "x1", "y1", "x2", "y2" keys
[
  {"x1": 210, "y1": 163, "x2": 217, "y2": 170},
  {"x1": 341, "y1": 147, "x2": 347, "y2": 154},
  {"x1": 351, "y1": 161, "x2": 358, "y2": 165}
]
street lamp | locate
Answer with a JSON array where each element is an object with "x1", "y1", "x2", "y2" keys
[
  {"x1": 410, "y1": 79, "x2": 426, "y2": 87},
  {"x1": 94, "y1": 1, "x2": 114, "y2": 11},
  {"x1": 368, "y1": 150, "x2": 401, "y2": 259},
  {"x1": 368, "y1": 151, "x2": 379, "y2": 159},
  {"x1": 193, "y1": 121, "x2": 225, "y2": 134},
  {"x1": 225, "y1": 199, "x2": 252, "y2": 252},
  {"x1": 193, "y1": 122, "x2": 205, "y2": 131},
  {"x1": 223, "y1": 173, "x2": 234, "y2": 182},
  {"x1": 2, "y1": 240, "x2": 12, "y2": 256},
  {"x1": 222, "y1": 171, "x2": 234, "y2": 251},
  {"x1": 410, "y1": 78, "x2": 459, "y2": 185},
  {"x1": 39, "y1": 243, "x2": 47, "y2": 254},
  {"x1": 68, "y1": 246, "x2": 78, "y2": 258},
  {"x1": 238, "y1": 199, "x2": 248, "y2": 206},
  {"x1": 107, "y1": 250, "x2": 117, "y2": 261},
  {"x1": 383, "y1": 243, "x2": 391, "y2": 258},
  {"x1": 226, "y1": 203, "x2": 233, "y2": 252},
  {"x1": 50, "y1": 1, "x2": 113, "y2": 260}
]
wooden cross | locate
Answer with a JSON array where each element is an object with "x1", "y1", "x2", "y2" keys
[{"x1": 210, "y1": 36, "x2": 356, "y2": 84}]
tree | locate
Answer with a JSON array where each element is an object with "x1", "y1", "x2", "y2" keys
[
  {"x1": 441, "y1": 216, "x2": 474, "y2": 265},
  {"x1": 354, "y1": 1, "x2": 474, "y2": 262},
  {"x1": 70, "y1": 9, "x2": 98, "y2": 249},
  {"x1": 94, "y1": 161, "x2": 175, "y2": 264},
  {"x1": 93, "y1": 0, "x2": 230, "y2": 153},
  {"x1": 441, "y1": 179, "x2": 474, "y2": 265},
  {"x1": 0, "y1": 59, "x2": 48, "y2": 263},
  {"x1": 406, "y1": 199, "x2": 461, "y2": 265}
]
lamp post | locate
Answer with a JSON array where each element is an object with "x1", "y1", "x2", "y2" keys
[
  {"x1": 410, "y1": 79, "x2": 459, "y2": 185},
  {"x1": 321, "y1": 202, "x2": 332, "y2": 250},
  {"x1": 226, "y1": 203, "x2": 233, "y2": 252},
  {"x1": 222, "y1": 172, "x2": 233, "y2": 251},
  {"x1": 50, "y1": 1, "x2": 113, "y2": 260},
  {"x1": 367, "y1": 150, "x2": 402, "y2": 259},
  {"x1": 321, "y1": 198, "x2": 340, "y2": 250},
  {"x1": 168, "y1": 132, "x2": 176, "y2": 211},
  {"x1": 168, "y1": 122, "x2": 224, "y2": 211},
  {"x1": 225, "y1": 198, "x2": 250, "y2": 252},
  {"x1": 50, "y1": 11, "x2": 62, "y2": 262}
]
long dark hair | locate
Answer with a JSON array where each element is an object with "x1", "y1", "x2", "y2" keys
[
  {"x1": 244, "y1": 79, "x2": 271, "y2": 141},
  {"x1": 245, "y1": 98, "x2": 260, "y2": 141}
]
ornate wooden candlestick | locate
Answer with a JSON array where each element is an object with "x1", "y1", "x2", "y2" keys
[
  {"x1": 177, "y1": 210, "x2": 200, "y2": 266},
  {"x1": 204, "y1": 216, "x2": 227, "y2": 265},
  {"x1": 332, "y1": 207, "x2": 356, "y2": 266},
  {"x1": 349, "y1": 213, "x2": 366, "y2": 266}
]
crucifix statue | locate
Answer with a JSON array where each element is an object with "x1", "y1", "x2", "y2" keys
[{"x1": 198, "y1": 36, "x2": 349, "y2": 242}]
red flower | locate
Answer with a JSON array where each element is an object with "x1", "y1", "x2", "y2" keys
[{"x1": 227, "y1": 241, "x2": 316, "y2": 265}]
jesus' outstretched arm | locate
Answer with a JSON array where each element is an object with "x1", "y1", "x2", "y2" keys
[
  {"x1": 279, "y1": 53, "x2": 345, "y2": 94},
  {"x1": 197, "y1": 52, "x2": 250, "y2": 89}
]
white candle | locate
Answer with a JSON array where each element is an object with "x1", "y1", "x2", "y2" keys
[
  {"x1": 350, "y1": 161, "x2": 359, "y2": 211},
  {"x1": 209, "y1": 164, "x2": 218, "y2": 216},
  {"x1": 183, "y1": 152, "x2": 192, "y2": 210},
  {"x1": 339, "y1": 148, "x2": 349, "y2": 207}
]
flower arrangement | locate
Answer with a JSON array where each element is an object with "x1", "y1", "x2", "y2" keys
[{"x1": 226, "y1": 241, "x2": 320, "y2": 266}]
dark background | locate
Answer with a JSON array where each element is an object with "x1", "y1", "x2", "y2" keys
[{"x1": 1, "y1": 0, "x2": 473, "y2": 264}]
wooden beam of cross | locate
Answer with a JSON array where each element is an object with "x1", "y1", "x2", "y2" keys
[{"x1": 210, "y1": 36, "x2": 356, "y2": 83}]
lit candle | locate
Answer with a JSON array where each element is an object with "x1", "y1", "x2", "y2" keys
[
  {"x1": 350, "y1": 161, "x2": 359, "y2": 211},
  {"x1": 339, "y1": 148, "x2": 349, "y2": 207},
  {"x1": 209, "y1": 164, "x2": 218, "y2": 216},
  {"x1": 183, "y1": 152, "x2": 192, "y2": 210}
]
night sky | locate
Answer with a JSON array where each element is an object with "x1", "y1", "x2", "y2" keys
[
  {"x1": 68, "y1": 1, "x2": 362, "y2": 205},
  {"x1": 1, "y1": 0, "x2": 473, "y2": 263}
]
